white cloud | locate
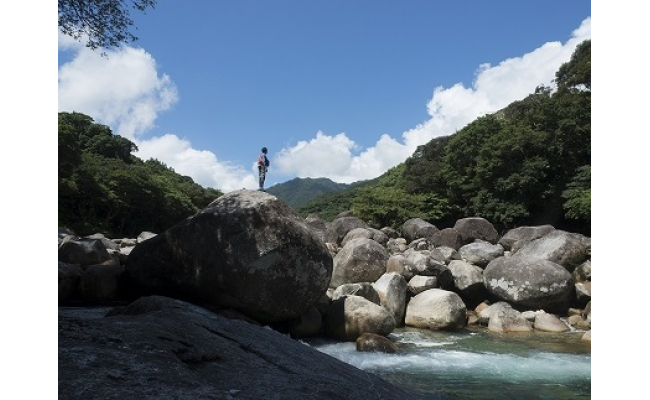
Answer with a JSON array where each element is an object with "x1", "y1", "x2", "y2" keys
[
  {"x1": 276, "y1": 17, "x2": 592, "y2": 183},
  {"x1": 135, "y1": 135, "x2": 258, "y2": 192},
  {"x1": 58, "y1": 36, "x2": 178, "y2": 140},
  {"x1": 57, "y1": 30, "x2": 85, "y2": 51},
  {"x1": 274, "y1": 132, "x2": 359, "y2": 181}
]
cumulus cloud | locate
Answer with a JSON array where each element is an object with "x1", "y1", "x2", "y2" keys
[
  {"x1": 58, "y1": 31, "x2": 257, "y2": 191},
  {"x1": 275, "y1": 17, "x2": 592, "y2": 183},
  {"x1": 274, "y1": 132, "x2": 358, "y2": 182},
  {"x1": 136, "y1": 135, "x2": 258, "y2": 191},
  {"x1": 58, "y1": 36, "x2": 177, "y2": 140}
]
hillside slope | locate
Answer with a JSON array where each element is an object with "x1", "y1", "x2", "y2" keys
[{"x1": 266, "y1": 177, "x2": 351, "y2": 209}]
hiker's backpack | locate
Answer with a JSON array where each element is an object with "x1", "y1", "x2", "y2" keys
[{"x1": 259, "y1": 154, "x2": 270, "y2": 168}]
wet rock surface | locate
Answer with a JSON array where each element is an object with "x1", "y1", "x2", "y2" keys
[{"x1": 59, "y1": 296, "x2": 419, "y2": 400}]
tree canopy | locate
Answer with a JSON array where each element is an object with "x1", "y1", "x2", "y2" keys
[
  {"x1": 58, "y1": 0, "x2": 156, "y2": 52},
  {"x1": 58, "y1": 112, "x2": 222, "y2": 237}
]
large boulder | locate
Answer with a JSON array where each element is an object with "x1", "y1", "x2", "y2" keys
[
  {"x1": 386, "y1": 238, "x2": 408, "y2": 253},
  {"x1": 86, "y1": 233, "x2": 120, "y2": 251},
  {"x1": 431, "y1": 228, "x2": 464, "y2": 250},
  {"x1": 58, "y1": 262, "x2": 84, "y2": 304},
  {"x1": 331, "y1": 282, "x2": 381, "y2": 305},
  {"x1": 404, "y1": 289, "x2": 467, "y2": 330},
  {"x1": 373, "y1": 272, "x2": 408, "y2": 326},
  {"x1": 447, "y1": 260, "x2": 487, "y2": 308},
  {"x1": 458, "y1": 242, "x2": 504, "y2": 268},
  {"x1": 433, "y1": 246, "x2": 461, "y2": 263},
  {"x1": 514, "y1": 230, "x2": 590, "y2": 272},
  {"x1": 78, "y1": 261, "x2": 125, "y2": 304},
  {"x1": 340, "y1": 227, "x2": 374, "y2": 247},
  {"x1": 453, "y1": 217, "x2": 499, "y2": 245},
  {"x1": 324, "y1": 295, "x2": 396, "y2": 341},
  {"x1": 324, "y1": 216, "x2": 369, "y2": 245},
  {"x1": 305, "y1": 214, "x2": 328, "y2": 243},
  {"x1": 400, "y1": 218, "x2": 439, "y2": 243},
  {"x1": 481, "y1": 302, "x2": 533, "y2": 333},
  {"x1": 59, "y1": 296, "x2": 415, "y2": 399},
  {"x1": 534, "y1": 311, "x2": 570, "y2": 333},
  {"x1": 407, "y1": 275, "x2": 439, "y2": 295},
  {"x1": 380, "y1": 226, "x2": 399, "y2": 239},
  {"x1": 386, "y1": 254, "x2": 416, "y2": 280},
  {"x1": 498, "y1": 225, "x2": 555, "y2": 251},
  {"x1": 330, "y1": 238, "x2": 389, "y2": 288},
  {"x1": 572, "y1": 260, "x2": 591, "y2": 283},
  {"x1": 575, "y1": 281, "x2": 591, "y2": 305},
  {"x1": 368, "y1": 228, "x2": 390, "y2": 246},
  {"x1": 125, "y1": 190, "x2": 333, "y2": 323},
  {"x1": 356, "y1": 332, "x2": 399, "y2": 354},
  {"x1": 483, "y1": 254, "x2": 574, "y2": 314},
  {"x1": 404, "y1": 251, "x2": 453, "y2": 289},
  {"x1": 58, "y1": 237, "x2": 113, "y2": 266}
]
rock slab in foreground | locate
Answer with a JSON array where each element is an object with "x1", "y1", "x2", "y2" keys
[
  {"x1": 59, "y1": 296, "x2": 419, "y2": 400},
  {"x1": 125, "y1": 190, "x2": 333, "y2": 323}
]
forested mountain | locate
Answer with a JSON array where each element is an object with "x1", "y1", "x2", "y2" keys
[
  {"x1": 265, "y1": 177, "x2": 351, "y2": 209},
  {"x1": 299, "y1": 39, "x2": 591, "y2": 236},
  {"x1": 294, "y1": 180, "x2": 370, "y2": 221},
  {"x1": 58, "y1": 112, "x2": 222, "y2": 237}
]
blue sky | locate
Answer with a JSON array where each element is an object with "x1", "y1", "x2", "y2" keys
[{"x1": 58, "y1": 1, "x2": 591, "y2": 191}]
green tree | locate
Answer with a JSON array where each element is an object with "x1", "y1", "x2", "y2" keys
[
  {"x1": 58, "y1": 116, "x2": 82, "y2": 179},
  {"x1": 403, "y1": 135, "x2": 451, "y2": 194},
  {"x1": 352, "y1": 186, "x2": 447, "y2": 229},
  {"x1": 441, "y1": 114, "x2": 505, "y2": 207},
  {"x1": 58, "y1": 111, "x2": 223, "y2": 237},
  {"x1": 562, "y1": 165, "x2": 591, "y2": 222},
  {"x1": 58, "y1": 111, "x2": 139, "y2": 162},
  {"x1": 471, "y1": 122, "x2": 553, "y2": 227},
  {"x1": 350, "y1": 165, "x2": 449, "y2": 229},
  {"x1": 58, "y1": 0, "x2": 157, "y2": 52},
  {"x1": 85, "y1": 131, "x2": 138, "y2": 162},
  {"x1": 555, "y1": 40, "x2": 591, "y2": 92}
]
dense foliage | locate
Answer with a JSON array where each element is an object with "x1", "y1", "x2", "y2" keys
[
  {"x1": 300, "y1": 40, "x2": 591, "y2": 235},
  {"x1": 298, "y1": 181, "x2": 368, "y2": 222},
  {"x1": 58, "y1": 0, "x2": 157, "y2": 52},
  {"x1": 350, "y1": 165, "x2": 450, "y2": 230},
  {"x1": 58, "y1": 112, "x2": 222, "y2": 237},
  {"x1": 266, "y1": 177, "x2": 350, "y2": 209}
]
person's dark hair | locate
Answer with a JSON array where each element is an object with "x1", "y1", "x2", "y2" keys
[{"x1": 261, "y1": 147, "x2": 268, "y2": 153}]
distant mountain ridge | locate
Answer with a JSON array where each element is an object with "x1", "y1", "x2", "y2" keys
[{"x1": 266, "y1": 177, "x2": 351, "y2": 209}]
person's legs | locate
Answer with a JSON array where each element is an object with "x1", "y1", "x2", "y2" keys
[{"x1": 258, "y1": 167, "x2": 266, "y2": 189}]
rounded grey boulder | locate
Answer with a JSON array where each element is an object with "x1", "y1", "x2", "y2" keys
[
  {"x1": 483, "y1": 254, "x2": 574, "y2": 314},
  {"x1": 125, "y1": 190, "x2": 333, "y2": 323}
]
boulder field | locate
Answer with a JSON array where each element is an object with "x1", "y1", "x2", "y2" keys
[{"x1": 59, "y1": 190, "x2": 591, "y2": 398}]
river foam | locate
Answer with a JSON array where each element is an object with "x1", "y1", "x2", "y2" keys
[{"x1": 308, "y1": 327, "x2": 591, "y2": 399}]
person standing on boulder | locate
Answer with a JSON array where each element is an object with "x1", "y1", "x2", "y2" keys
[{"x1": 257, "y1": 147, "x2": 270, "y2": 190}]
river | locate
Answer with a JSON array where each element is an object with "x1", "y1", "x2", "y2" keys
[{"x1": 306, "y1": 326, "x2": 591, "y2": 399}]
